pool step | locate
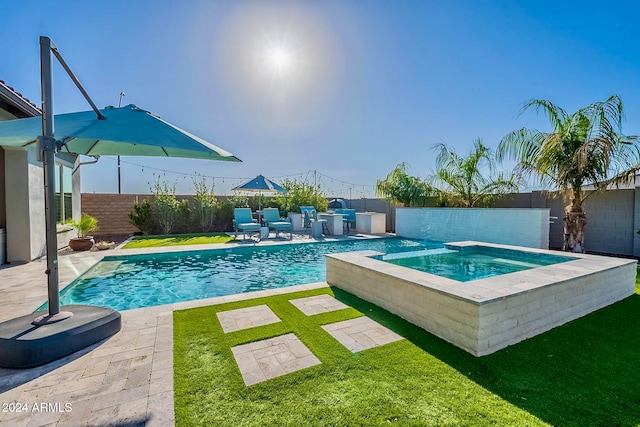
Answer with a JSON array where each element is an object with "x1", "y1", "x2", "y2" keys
[
  {"x1": 382, "y1": 248, "x2": 457, "y2": 260},
  {"x1": 491, "y1": 258, "x2": 542, "y2": 268}
]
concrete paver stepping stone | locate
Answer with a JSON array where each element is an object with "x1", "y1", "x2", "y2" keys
[
  {"x1": 289, "y1": 294, "x2": 349, "y2": 316},
  {"x1": 231, "y1": 333, "x2": 321, "y2": 386},
  {"x1": 217, "y1": 304, "x2": 281, "y2": 333},
  {"x1": 322, "y1": 316, "x2": 403, "y2": 352}
]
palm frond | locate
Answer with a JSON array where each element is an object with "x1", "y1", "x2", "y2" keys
[{"x1": 519, "y1": 99, "x2": 568, "y2": 132}]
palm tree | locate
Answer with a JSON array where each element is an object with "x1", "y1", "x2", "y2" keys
[
  {"x1": 428, "y1": 139, "x2": 522, "y2": 208},
  {"x1": 498, "y1": 95, "x2": 640, "y2": 253},
  {"x1": 376, "y1": 162, "x2": 432, "y2": 207}
]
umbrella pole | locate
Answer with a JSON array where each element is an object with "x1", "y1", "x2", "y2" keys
[{"x1": 33, "y1": 36, "x2": 72, "y2": 324}]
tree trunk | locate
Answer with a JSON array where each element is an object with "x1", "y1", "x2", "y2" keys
[{"x1": 563, "y1": 199, "x2": 587, "y2": 253}]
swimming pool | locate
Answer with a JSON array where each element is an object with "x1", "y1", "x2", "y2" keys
[
  {"x1": 379, "y1": 245, "x2": 574, "y2": 282},
  {"x1": 46, "y1": 238, "x2": 439, "y2": 311}
]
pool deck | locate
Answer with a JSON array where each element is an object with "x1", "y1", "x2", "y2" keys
[{"x1": 0, "y1": 232, "x2": 387, "y2": 426}]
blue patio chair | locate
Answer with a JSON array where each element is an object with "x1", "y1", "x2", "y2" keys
[
  {"x1": 262, "y1": 208, "x2": 292, "y2": 239},
  {"x1": 335, "y1": 208, "x2": 356, "y2": 233},
  {"x1": 299, "y1": 206, "x2": 314, "y2": 229},
  {"x1": 301, "y1": 206, "x2": 328, "y2": 237},
  {"x1": 233, "y1": 208, "x2": 261, "y2": 240}
]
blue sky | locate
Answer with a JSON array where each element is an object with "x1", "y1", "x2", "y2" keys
[{"x1": 2, "y1": 0, "x2": 639, "y2": 197}]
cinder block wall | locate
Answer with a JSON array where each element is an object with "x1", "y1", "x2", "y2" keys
[
  {"x1": 81, "y1": 194, "x2": 145, "y2": 235},
  {"x1": 493, "y1": 189, "x2": 637, "y2": 255},
  {"x1": 584, "y1": 189, "x2": 635, "y2": 255}
]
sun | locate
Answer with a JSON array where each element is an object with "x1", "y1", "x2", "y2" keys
[{"x1": 265, "y1": 44, "x2": 295, "y2": 77}]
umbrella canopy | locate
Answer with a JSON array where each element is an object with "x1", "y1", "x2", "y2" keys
[
  {"x1": 232, "y1": 174, "x2": 287, "y2": 193},
  {"x1": 232, "y1": 174, "x2": 287, "y2": 214},
  {"x1": 0, "y1": 104, "x2": 241, "y2": 162}
]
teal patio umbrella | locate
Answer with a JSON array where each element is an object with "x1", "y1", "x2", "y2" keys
[
  {"x1": 232, "y1": 174, "x2": 288, "y2": 214},
  {"x1": 0, "y1": 103, "x2": 241, "y2": 162},
  {"x1": 0, "y1": 103, "x2": 241, "y2": 322},
  {"x1": 232, "y1": 174, "x2": 287, "y2": 194}
]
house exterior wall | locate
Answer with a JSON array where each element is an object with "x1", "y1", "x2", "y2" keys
[
  {"x1": 72, "y1": 158, "x2": 81, "y2": 222},
  {"x1": 5, "y1": 147, "x2": 46, "y2": 262},
  {"x1": 0, "y1": 147, "x2": 5, "y2": 228}
]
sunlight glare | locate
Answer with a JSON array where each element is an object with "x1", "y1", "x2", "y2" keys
[{"x1": 266, "y1": 44, "x2": 295, "y2": 76}]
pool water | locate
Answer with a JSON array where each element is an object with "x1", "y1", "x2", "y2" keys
[
  {"x1": 46, "y1": 238, "x2": 439, "y2": 311},
  {"x1": 382, "y1": 246, "x2": 574, "y2": 282}
]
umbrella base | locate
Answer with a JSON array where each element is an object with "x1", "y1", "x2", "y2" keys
[{"x1": 0, "y1": 305, "x2": 121, "y2": 369}]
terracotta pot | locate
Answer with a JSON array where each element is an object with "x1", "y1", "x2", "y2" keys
[{"x1": 69, "y1": 237, "x2": 94, "y2": 251}]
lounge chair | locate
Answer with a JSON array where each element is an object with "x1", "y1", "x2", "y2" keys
[
  {"x1": 262, "y1": 208, "x2": 292, "y2": 239},
  {"x1": 233, "y1": 208, "x2": 261, "y2": 240},
  {"x1": 301, "y1": 206, "x2": 328, "y2": 237},
  {"x1": 335, "y1": 208, "x2": 356, "y2": 233}
]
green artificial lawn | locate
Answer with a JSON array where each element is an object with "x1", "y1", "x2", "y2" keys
[
  {"x1": 122, "y1": 233, "x2": 237, "y2": 249},
  {"x1": 174, "y1": 274, "x2": 640, "y2": 426}
]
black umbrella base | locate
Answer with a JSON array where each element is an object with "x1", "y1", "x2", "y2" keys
[{"x1": 0, "y1": 305, "x2": 121, "y2": 369}]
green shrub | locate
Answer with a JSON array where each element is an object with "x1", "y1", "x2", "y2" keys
[
  {"x1": 193, "y1": 176, "x2": 217, "y2": 232},
  {"x1": 151, "y1": 177, "x2": 179, "y2": 234},
  {"x1": 376, "y1": 162, "x2": 432, "y2": 207},
  {"x1": 214, "y1": 200, "x2": 234, "y2": 231},
  {"x1": 228, "y1": 194, "x2": 249, "y2": 208},
  {"x1": 129, "y1": 199, "x2": 153, "y2": 235},
  {"x1": 275, "y1": 179, "x2": 328, "y2": 213},
  {"x1": 177, "y1": 199, "x2": 191, "y2": 233}
]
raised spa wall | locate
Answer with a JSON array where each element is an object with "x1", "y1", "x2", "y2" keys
[{"x1": 326, "y1": 242, "x2": 636, "y2": 356}]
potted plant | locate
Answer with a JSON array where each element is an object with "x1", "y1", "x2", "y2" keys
[{"x1": 69, "y1": 214, "x2": 98, "y2": 251}]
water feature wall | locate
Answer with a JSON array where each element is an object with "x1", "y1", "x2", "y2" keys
[{"x1": 396, "y1": 208, "x2": 550, "y2": 249}]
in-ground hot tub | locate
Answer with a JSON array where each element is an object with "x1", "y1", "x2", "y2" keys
[{"x1": 326, "y1": 241, "x2": 636, "y2": 356}]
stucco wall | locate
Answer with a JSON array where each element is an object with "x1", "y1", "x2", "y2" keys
[
  {"x1": 5, "y1": 147, "x2": 46, "y2": 262},
  {"x1": 395, "y1": 207, "x2": 550, "y2": 249},
  {"x1": 0, "y1": 147, "x2": 5, "y2": 229}
]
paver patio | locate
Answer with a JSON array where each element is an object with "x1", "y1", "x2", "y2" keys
[{"x1": 0, "y1": 305, "x2": 174, "y2": 426}]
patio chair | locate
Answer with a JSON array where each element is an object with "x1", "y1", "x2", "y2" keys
[
  {"x1": 300, "y1": 206, "x2": 314, "y2": 229},
  {"x1": 301, "y1": 206, "x2": 328, "y2": 237},
  {"x1": 262, "y1": 207, "x2": 292, "y2": 239},
  {"x1": 233, "y1": 208, "x2": 261, "y2": 241},
  {"x1": 335, "y1": 208, "x2": 356, "y2": 233}
]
